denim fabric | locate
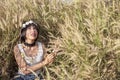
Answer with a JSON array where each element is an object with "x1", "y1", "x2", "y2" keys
[{"x1": 14, "y1": 74, "x2": 36, "y2": 80}]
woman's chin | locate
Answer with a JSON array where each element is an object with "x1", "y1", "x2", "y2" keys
[{"x1": 29, "y1": 37, "x2": 37, "y2": 41}]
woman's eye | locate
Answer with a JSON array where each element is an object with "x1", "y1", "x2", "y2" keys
[
  {"x1": 33, "y1": 27, "x2": 36, "y2": 29},
  {"x1": 28, "y1": 27, "x2": 31, "y2": 29}
]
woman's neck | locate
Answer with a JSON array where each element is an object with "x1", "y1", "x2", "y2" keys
[
  {"x1": 24, "y1": 40, "x2": 36, "y2": 47},
  {"x1": 26, "y1": 40, "x2": 34, "y2": 44}
]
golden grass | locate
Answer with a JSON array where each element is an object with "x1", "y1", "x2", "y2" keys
[{"x1": 0, "y1": 0, "x2": 120, "y2": 80}]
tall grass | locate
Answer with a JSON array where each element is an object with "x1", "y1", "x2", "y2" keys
[{"x1": 0, "y1": 0, "x2": 120, "y2": 80}]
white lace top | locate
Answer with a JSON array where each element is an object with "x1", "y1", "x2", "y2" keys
[{"x1": 17, "y1": 42, "x2": 44, "y2": 75}]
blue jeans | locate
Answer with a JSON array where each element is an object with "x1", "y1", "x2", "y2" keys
[{"x1": 14, "y1": 74, "x2": 38, "y2": 80}]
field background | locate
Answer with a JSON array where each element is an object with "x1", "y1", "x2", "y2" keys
[{"x1": 0, "y1": 0, "x2": 120, "y2": 80}]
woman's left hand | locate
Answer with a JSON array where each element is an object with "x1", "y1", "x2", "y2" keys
[{"x1": 43, "y1": 53, "x2": 56, "y2": 65}]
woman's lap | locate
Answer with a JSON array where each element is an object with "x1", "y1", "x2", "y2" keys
[
  {"x1": 14, "y1": 74, "x2": 35, "y2": 80},
  {"x1": 13, "y1": 73, "x2": 44, "y2": 80}
]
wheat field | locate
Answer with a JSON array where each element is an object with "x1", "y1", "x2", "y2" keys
[{"x1": 0, "y1": 0, "x2": 120, "y2": 80}]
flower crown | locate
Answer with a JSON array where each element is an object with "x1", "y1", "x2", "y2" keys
[{"x1": 22, "y1": 20, "x2": 37, "y2": 28}]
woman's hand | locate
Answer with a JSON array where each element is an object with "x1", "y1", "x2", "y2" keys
[{"x1": 43, "y1": 53, "x2": 56, "y2": 65}]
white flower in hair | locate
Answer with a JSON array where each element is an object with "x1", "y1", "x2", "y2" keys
[
  {"x1": 22, "y1": 20, "x2": 36, "y2": 28},
  {"x1": 26, "y1": 20, "x2": 33, "y2": 25},
  {"x1": 22, "y1": 23, "x2": 26, "y2": 28}
]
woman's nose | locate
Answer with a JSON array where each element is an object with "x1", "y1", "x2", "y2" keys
[{"x1": 30, "y1": 28, "x2": 35, "y2": 32}]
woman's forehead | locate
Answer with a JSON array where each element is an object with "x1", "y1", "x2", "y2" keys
[{"x1": 27, "y1": 25, "x2": 36, "y2": 28}]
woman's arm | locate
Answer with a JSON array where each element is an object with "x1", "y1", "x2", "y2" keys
[{"x1": 13, "y1": 44, "x2": 55, "y2": 74}]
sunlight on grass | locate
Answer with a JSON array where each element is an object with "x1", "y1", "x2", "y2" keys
[{"x1": 0, "y1": 0, "x2": 120, "y2": 80}]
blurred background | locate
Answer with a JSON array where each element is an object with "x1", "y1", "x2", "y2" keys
[{"x1": 0, "y1": 0, "x2": 120, "y2": 80}]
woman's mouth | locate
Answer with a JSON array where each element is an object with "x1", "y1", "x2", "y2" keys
[{"x1": 30, "y1": 33, "x2": 36, "y2": 37}]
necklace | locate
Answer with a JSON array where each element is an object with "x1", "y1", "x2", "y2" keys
[{"x1": 24, "y1": 42, "x2": 36, "y2": 47}]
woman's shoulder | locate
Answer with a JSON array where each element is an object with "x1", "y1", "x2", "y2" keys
[
  {"x1": 13, "y1": 44, "x2": 21, "y2": 53},
  {"x1": 37, "y1": 41, "x2": 45, "y2": 47},
  {"x1": 37, "y1": 41, "x2": 43, "y2": 44},
  {"x1": 14, "y1": 44, "x2": 19, "y2": 50},
  {"x1": 13, "y1": 44, "x2": 19, "y2": 54}
]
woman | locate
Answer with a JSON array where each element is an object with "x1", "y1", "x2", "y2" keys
[{"x1": 13, "y1": 20, "x2": 56, "y2": 80}]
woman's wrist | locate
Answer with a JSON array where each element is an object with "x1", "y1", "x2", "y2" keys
[{"x1": 42, "y1": 60, "x2": 48, "y2": 66}]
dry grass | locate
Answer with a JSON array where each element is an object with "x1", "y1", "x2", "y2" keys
[{"x1": 0, "y1": 0, "x2": 120, "y2": 80}]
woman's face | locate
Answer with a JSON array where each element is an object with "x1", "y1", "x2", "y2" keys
[{"x1": 25, "y1": 26, "x2": 38, "y2": 41}]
